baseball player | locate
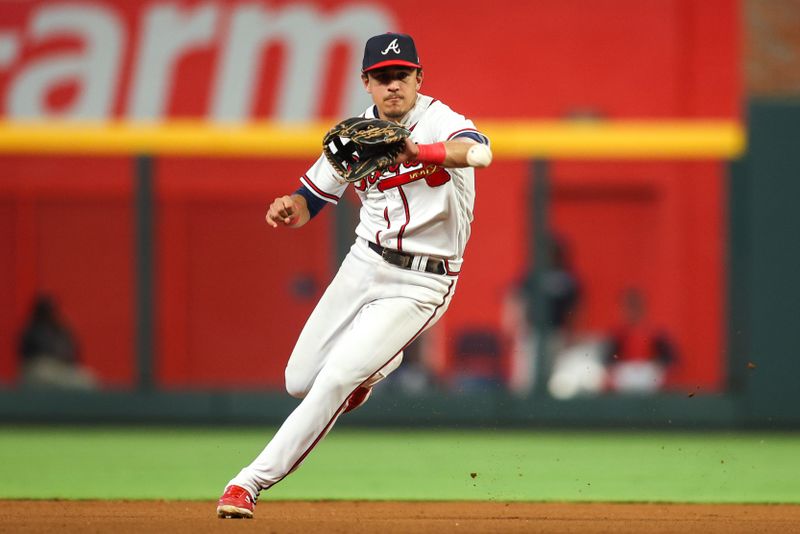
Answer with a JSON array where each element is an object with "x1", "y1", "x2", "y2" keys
[{"x1": 217, "y1": 32, "x2": 492, "y2": 519}]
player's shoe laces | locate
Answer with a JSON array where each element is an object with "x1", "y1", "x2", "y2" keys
[
  {"x1": 343, "y1": 385, "x2": 372, "y2": 413},
  {"x1": 216, "y1": 485, "x2": 256, "y2": 519}
]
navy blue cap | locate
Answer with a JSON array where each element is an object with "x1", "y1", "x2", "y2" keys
[{"x1": 362, "y1": 33, "x2": 422, "y2": 72}]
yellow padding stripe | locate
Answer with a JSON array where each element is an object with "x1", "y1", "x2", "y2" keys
[
  {"x1": 0, "y1": 120, "x2": 744, "y2": 158},
  {"x1": 481, "y1": 120, "x2": 745, "y2": 158}
]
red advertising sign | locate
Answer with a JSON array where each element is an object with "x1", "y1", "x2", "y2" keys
[{"x1": 0, "y1": 0, "x2": 739, "y2": 121}]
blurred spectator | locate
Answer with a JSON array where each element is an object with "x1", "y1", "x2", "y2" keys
[
  {"x1": 504, "y1": 235, "x2": 583, "y2": 395},
  {"x1": 17, "y1": 295, "x2": 97, "y2": 391},
  {"x1": 602, "y1": 287, "x2": 676, "y2": 394},
  {"x1": 546, "y1": 339, "x2": 607, "y2": 400},
  {"x1": 522, "y1": 235, "x2": 582, "y2": 340}
]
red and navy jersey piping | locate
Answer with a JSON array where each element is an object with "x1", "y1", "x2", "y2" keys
[
  {"x1": 300, "y1": 175, "x2": 339, "y2": 204},
  {"x1": 396, "y1": 186, "x2": 411, "y2": 251},
  {"x1": 447, "y1": 128, "x2": 489, "y2": 145}
]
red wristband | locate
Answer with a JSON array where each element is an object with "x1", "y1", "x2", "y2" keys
[{"x1": 416, "y1": 142, "x2": 447, "y2": 164}]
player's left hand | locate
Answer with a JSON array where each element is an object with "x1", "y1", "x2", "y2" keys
[{"x1": 393, "y1": 137, "x2": 419, "y2": 165}]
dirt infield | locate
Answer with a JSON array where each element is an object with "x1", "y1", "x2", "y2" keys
[{"x1": 2, "y1": 500, "x2": 800, "y2": 533}]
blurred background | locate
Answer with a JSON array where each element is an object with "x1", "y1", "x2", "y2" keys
[{"x1": 0, "y1": 0, "x2": 798, "y2": 428}]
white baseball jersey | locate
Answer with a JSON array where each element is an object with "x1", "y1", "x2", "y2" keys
[{"x1": 300, "y1": 93, "x2": 488, "y2": 275}]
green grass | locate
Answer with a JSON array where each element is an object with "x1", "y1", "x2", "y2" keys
[{"x1": 0, "y1": 426, "x2": 798, "y2": 503}]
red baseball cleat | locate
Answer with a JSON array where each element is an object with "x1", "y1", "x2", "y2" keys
[
  {"x1": 343, "y1": 385, "x2": 373, "y2": 413},
  {"x1": 216, "y1": 485, "x2": 256, "y2": 519}
]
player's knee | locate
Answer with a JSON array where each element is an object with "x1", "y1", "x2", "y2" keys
[
  {"x1": 284, "y1": 365, "x2": 311, "y2": 399},
  {"x1": 285, "y1": 378, "x2": 308, "y2": 399}
]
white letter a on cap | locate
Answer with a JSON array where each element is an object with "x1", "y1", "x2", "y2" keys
[{"x1": 380, "y1": 38, "x2": 401, "y2": 55}]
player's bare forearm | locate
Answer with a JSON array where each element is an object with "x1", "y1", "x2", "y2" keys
[
  {"x1": 395, "y1": 137, "x2": 492, "y2": 169},
  {"x1": 266, "y1": 194, "x2": 310, "y2": 228},
  {"x1": 441, "y1": 138, "x2": 492, "y2": 168}
]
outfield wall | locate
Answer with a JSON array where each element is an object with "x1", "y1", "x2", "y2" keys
[
  {"x1": 1, "y1": 102, "x2": 798, "y2": 427},
  {"x1": 10, "y1": 0, "x2": 798, "y2": 428},
  {"x1": 0, "y1": 0, "x2": 740, "y2": 394}
]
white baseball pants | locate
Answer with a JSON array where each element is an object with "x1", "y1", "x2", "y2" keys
[{"x1": 228, "y1": 237, "x2": 457, "y2": 497}]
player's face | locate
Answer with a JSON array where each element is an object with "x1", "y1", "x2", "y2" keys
[{"x1": 362, "y1": 67, "x2": 422, "y2": 121}]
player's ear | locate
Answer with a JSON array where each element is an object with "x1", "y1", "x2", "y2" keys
[
  {"x1": 416, "y1": 69, "x2": 423, "y2": 90},
  {"x1": 361, "y1": 73, "x2": 371, "y2": 93}
]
